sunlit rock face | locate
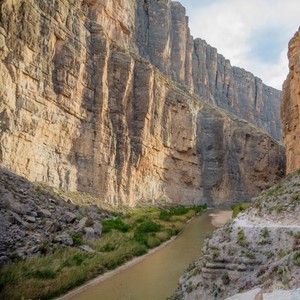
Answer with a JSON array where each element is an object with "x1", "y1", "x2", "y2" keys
[
  {"x1": 282, "y1": 28, "x2": 300, "y2": 174},
  {"x1": 0, "y1": 0, "x2": 285, "y2": 206}
]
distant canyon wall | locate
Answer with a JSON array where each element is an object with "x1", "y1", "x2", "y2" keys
[
  {"x1": 0, "y1": 0, "x2": 285, "y2": 206},
  {"x1": 282, "y1": 28, "x2": 300, "y2": 174},
  {"x1": 91, "y1": 0, "x2": 282, "y2": 140}
]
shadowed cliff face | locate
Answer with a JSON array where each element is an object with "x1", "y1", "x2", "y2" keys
[
  {"x1": 0, "y1": 0, "x2": 285, "y2": 206},
  {"x1": 282, "y1": 28, "x2": 300, "y2": 174}
]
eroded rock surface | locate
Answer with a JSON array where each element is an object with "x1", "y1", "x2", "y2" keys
[
  {"x1": 0, "y1": 0, "x2": 285, "y2": 206},
  {"x1": 173, "y1": 171, "x2": 300, "y2": 299},
  {"x1": 0, "y1": 168, "x2": 109, "y2": 264},
  {"x1": 282, "y1": 28, "x2": 300, "y2": 174}
]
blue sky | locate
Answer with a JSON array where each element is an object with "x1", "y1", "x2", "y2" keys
[{"x1": 179, "y1": 0, "x2": 300, "y2": 89}]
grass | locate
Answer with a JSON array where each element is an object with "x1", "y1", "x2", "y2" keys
[
  {"x1": 0, "y1": 204, "x2": 206, "y2": 300},
  {"x1": 231, "y1": 202, "x2": 251, "y2": 218}
]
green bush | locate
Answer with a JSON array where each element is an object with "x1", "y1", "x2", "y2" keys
[
  {"x1": 101, "y1": 243, "x2": 116, "y2": 252},
  {"x1": 25, "y1": 269, "x2": 57, "y2": 280},
  {"x1": 70, "y1": 232, "x2": 84, "y2": 246},
  {"x1": 102, "y1": 218, "x2": 129, "y2": 233},
  {"x1": 236, "y1": 229, "x2": 248, "y2": 247},
  {"x1": 147, "y1": 236, "x2": 161, "y2": 248},
  {"x1": 134, "y1": 221, "x2": 161, "y2": 245},
  {"x1": 292, "y1": 251, "x2": 300, "y2": 266},
  {"x1": 135, "y1": 221, "x2": 161, "y2": 233},
  {"x1": 134, "y1": 244, "x2": 148, "y2": 256},
  {"x1": 63, "y1": 253, "x2": 84, "y2": 267},
  {"x1": 260, "y1": 228, "x2": 270, "y2": 239},
  {"x1": 231, "y1": 203, "x2": 251, "y2": 218}
]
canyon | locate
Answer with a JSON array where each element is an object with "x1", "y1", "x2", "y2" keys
[
  {"x1": 1, "y1": 1, "x2": 299, "y2": 300},
  {"x1": 0, "y1": 0, "x2": 285, "y2": 207},
  {"x1": 174, "y1": 27, "x2": 300, "y2": 299}
]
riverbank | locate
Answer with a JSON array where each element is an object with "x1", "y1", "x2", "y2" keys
[
  {"x1": 0, "y1": 205, "x2": 206, "y2": 300},
  {"x1": 59, "y1": 210, "x2": 231, "y2": 300},
  {"x1": 209, "y1": 210, "x2": 232, "y2": 228}
]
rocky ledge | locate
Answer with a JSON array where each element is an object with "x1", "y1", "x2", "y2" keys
[
  {"x1": 172, "y1": 170, "x2": 300, "y2": 299},
  {"x1": 0, "y1": 167, "x2": 114, "y2": 266}
]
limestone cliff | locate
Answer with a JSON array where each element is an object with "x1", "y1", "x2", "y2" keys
[
  {"x1": 282, "y1": 28, "x2": 300, "y2": 174},
  {"x1": 0, "y1": 0, "x2": 285, "y2": 206},
  {"x1": 93, "y1": 0, "x2": 282, "y2": 140}
]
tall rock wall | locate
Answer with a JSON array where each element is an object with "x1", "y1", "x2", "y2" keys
[
  {"x1": 0, "y1": 0, "x2": 285, "y2": 206},
  {"x1": 83, "y1": 0, "x2": 282, "y2": 140},
  {"x1": 134, "y1": 1, "x2": 282, "y2": 140},
  {"x1": 282, "y1": 28, "x2": 300, "y2": 174}
]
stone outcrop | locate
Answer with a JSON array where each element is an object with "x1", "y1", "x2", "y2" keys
[
  {"x1": 0, "y1": 167, "x2": 109, "y2": 264},
  {"x1": 282, "y1": 28, "x2": 300, "y2": 174},
  {"x1": 172, "y1": 171, "x2": 300, "y2": 299},
  {"x1": 0, "y1": 0, "x2": 285, "y2": 206}
]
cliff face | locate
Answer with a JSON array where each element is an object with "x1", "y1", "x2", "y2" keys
[
  {"x1": 0, "y1": 0, "x2": 285, "y2": 206},
  {"x1": 84, "y1": 0, "x2": 282, "y2": 140},
  {"x1": 282, "y1": 28, "x2": 300, "y2": 174},
  {"x1": 135, "y1": 1, "x2": 282, "y2": 140}
]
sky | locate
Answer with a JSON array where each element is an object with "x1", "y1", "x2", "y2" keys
[{"x1": 179, "y1": 0, "x2": 300, "y2": 90}]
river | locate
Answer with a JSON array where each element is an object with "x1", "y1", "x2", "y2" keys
[{"x1": 59, "y1": 210, "x2": 231, "y2": 300}]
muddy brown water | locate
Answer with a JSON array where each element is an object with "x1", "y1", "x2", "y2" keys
[{"x1": 62, "y1": 210, "x2": 231, "y2": 300}]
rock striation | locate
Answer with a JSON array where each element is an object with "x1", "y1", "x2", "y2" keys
[
  {"x1": 282, "y1": 28, "x2": 300, "y2": 174},
  {"x1": 0, "y1": 0, "x2": 285, "y2": 206},
  {"x1": 135, "y1": 1, "x2": 282, "y2": 140}
]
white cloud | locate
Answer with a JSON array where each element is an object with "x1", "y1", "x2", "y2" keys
[{"x1": 179, "y1": 0, "x2": 300, "y2": 89}]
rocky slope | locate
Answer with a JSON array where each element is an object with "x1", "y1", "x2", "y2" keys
[
  {"x1": 0, "y1": 0, "x2": 285, "y2": 206},
  {"x1": 282, "y1": 28, "x2": 300, "y2": 174},
  {"x1": 0, "y1": 167, "x2": 110, "y2": 265},
  {"x1": 172, "y1": 170, "x2": 300, "y2": 299}
]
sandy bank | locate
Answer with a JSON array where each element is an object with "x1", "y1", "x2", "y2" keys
[{"x1": 209, "y1": 210, "x2": 232, "y2": 227}]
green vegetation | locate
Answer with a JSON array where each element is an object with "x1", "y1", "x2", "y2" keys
[
  {"x1": 0, "y1": 204, "x2": 206, "y2": 300},
  {"x1": 292, "y1": 251, "x2": 300, "y2": 266},
  {"x1": 241, "y1": 250, "x2": 255, "y2": 259},
  {"x1": 221, "y1": 271, "x2": 230, "y2": 284},
  {"x1": 102, "y1": 218, "x2": 129, "y2": 233},
  {"x1": 264, "y1": 251, "x2": 274, "y2": 259},
  {"x1": 236, "y1": 228, "x2": 248, "y2": 247},
  {"x1": 25, "y1": 269, "x2": 57, "y2": 280},
  {"x1": 231, "y1": 202, "x2": 251, "y2": 218},
  {"x1": 70, "y1": 232, "x2": 84, "y2": 246}
]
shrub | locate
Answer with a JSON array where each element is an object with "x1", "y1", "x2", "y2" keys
[
  {"x1": 63, "y1": 253, "x2": 84, "y2": 267},
  {"x1": 277, "y1": 249, "x2": 286, "y2": 259},
  {"x1": 147, "y1": 236, "x2": 161, "y2": 248},
  {"x1": 260, "y1": 228, "x2": 270, "y2": 239},
  {"x1": 221, "y1": 272, "x2": 230, "y2": 284},
  {"x1": 292, "y1": 251, "x2": 300, "y2": 266},
  {"x1": 101, "y1": 243, "x2": 116, "y2": 252},
  {"x1": 134, "y1": 221, "x2": 161, "y2": 245},
  {"x1": 102, "y1": 218, "x2": 129, "y2": 233},
  {"x1": 25, "y1": 269, "x2": 57, "y2": 279},
  {"x1": 236, "y1": 229, "x2": 248, "y2": 246},
  {"x1": 133, "y1": 244, "x2": 147, "y2": 256},
  {"x1": 292, "y1": 194, "x2": 300, "y2": 201},
  {"x1": 231, "y1": 203, "x2": 251, "y2": 218},
  {"x1": 241, "y1": 250, "x2": 255, "y2": 259},
  {"x1": 70, "y1": 232, "x2": 84, "y2": 246},
  {"x1": 135, "y1": 221, "x2": 161, "y2": 233}
]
